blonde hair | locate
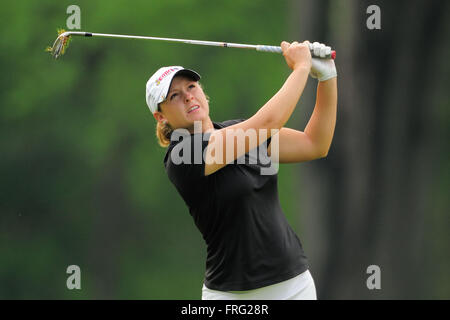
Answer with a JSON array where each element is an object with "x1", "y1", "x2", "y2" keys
[{"x1": 155, "y1": 79, "x2": 209, "y2": 148}]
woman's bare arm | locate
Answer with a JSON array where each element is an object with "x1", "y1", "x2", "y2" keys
[
  {"x1": 204, "y1": 41, "x2": 312, "y2": 176},
  {"x1": 267, "y1": 77, "x2": 337, "y2": 162}
]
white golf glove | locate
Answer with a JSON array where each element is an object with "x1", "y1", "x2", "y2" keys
[{"x1": 309, "y1": 42, "x2": 337, "y2": 82}]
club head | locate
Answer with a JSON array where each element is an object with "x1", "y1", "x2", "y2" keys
[{"x1": 50, "y1": 32, "x2": 70, "y2": 59}]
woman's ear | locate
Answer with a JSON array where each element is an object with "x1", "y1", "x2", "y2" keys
[{"x1": 153, "y1": 111, "x2": 167, "y2": 124}]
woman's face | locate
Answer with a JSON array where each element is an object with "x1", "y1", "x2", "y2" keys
[{"x1": 153, "y1": 75, "x2": 210, "y2": 132}]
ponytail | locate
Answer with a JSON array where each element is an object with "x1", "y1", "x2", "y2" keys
[{"x1": 156, "y1": 120, "x2": 173, "y2": 148}]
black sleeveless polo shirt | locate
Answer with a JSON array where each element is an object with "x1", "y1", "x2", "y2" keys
[{"x1": 163, "y1": 119, "x2": 309, "y2": 291}]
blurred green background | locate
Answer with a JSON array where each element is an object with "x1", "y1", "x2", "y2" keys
[{"x1": 0, "y1": 0, "x2": 449, "y2": 299}]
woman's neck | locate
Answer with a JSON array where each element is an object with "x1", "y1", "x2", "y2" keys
[{"x1": 187, "y1": 118, "x2": 215, "y2": 134}]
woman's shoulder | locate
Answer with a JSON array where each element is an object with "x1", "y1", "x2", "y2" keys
[{"x1": 163, "y1": 118, "x2": 247, "y2": 166}]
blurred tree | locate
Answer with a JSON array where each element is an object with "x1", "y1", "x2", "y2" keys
[{"x1": 293, "y1": 0, "x2": 450, "y2": 299}]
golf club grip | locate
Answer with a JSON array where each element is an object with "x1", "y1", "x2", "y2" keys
[{"x1": 256, "y1": 45, "x2": 336, "y2": 60}]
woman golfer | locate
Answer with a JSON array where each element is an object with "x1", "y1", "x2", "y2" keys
[{"x1": 145, "y1": 41, "x2": 337, "y2": 300}]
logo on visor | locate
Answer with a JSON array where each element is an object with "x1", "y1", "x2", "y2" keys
[{"x1": 155, "y1": 67, "x2": 179, "y2": 86}]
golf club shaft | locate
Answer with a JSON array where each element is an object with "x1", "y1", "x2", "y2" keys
[{"x1": 58, "y1": 31, "x2": 336, "y2": 59}]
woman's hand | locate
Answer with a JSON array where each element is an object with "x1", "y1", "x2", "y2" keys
[
  {"x1": 281, "y1": 41, "x2": 312, "y2": 71},
  {"x1": 309, "y1": 42, "x2": 337, "y2": 81}
]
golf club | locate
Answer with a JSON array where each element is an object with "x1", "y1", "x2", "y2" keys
[{"x1": 48, "y1": 30, "x2": 336, "y2": 60}]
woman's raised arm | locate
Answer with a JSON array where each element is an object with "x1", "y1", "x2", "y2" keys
[{"x1": 204, "y1": 41, "x2": 312, "y2": 176}]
